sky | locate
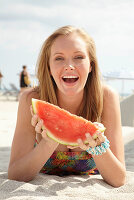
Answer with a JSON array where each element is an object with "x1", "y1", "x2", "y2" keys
[{"x1": 0, "y1": 0, "x2": 134, "y2": 94}]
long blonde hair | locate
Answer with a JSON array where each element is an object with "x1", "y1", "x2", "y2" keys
[{"x1": 36, "y1": 25, "x2": 103, "y2": 122}]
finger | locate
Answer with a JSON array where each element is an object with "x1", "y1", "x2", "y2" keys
[
  {"x1": 77, "y1": 138, "x2": 88, "y2": 151},
  {"x1": 41, "y1": 129, "x2": 48, "y2": 139},
  {"x1": 97, "y1": 133, "x2": 105, "y2": 144},
  {"x1": 67, "y1": 145, "x2": 78, "y2": 149},
  {"x1": 85, "y1": 133, "x2": 97, "y2": 148},
  {"x1": 35, "y1": 120, "x2": 44, "y2": 133},
  {"x1": 93, "y1": 122, "x2": 104, "y2": 129},
  {"x1": 31, "y1": 114, "x2": 39, "y2": 127},
  {"x1": 95, "y1": 138, "x2": 101, "y2": 146}
]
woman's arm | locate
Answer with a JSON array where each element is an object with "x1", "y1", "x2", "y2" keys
[
  {"x1": 68, "y1": 85, "x2": 126, "y2": 187},
  {"x1": 8, "y1": 90, "x2": 58, "y2": 182},
  {"x1": 92, "y1": 85, "x2": 126, "y2": 187}
]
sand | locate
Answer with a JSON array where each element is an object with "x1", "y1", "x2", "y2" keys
[{"x1": 0, "y1": 100, "x2": 134, "y2": 200}]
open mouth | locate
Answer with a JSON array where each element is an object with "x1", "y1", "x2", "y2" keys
[{"x1": 62, "y1": 76, "x2": 79, "y2": 83}]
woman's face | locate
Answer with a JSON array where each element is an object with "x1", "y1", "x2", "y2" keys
[{"x1": 49, "y1": 32, "x2": 91, "y2": 97}]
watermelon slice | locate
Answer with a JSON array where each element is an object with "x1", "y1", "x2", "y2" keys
[{"x1": 32, "y1": 98, "x2": 106, "y2": 146}]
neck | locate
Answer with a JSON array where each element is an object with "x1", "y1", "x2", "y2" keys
[{"x1": 57, "y1": 91, "x2": 84, "y2": 115}]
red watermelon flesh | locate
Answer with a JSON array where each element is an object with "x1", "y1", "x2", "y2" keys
[{"x1": 32, "y1": 98, "x2": 106, "y2": 146}]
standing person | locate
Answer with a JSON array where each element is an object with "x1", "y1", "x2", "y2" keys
[
  {"x1": 0, "y1": 71, "x2": 3, "y2": 90},
  {"x1": 8, "y1": 26, "x2": 126, "y2": 187},
  {"x1": 19, "y1": 65, "x2": 31, "y2": 95}
]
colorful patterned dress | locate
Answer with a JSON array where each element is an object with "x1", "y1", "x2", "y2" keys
[{"x1": 40, "y1": 151, "x2": 99, "y2": 176}]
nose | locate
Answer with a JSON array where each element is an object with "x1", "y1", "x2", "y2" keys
[{"x1": 65, "y1": 65, "x2": 75, "y2": 71}]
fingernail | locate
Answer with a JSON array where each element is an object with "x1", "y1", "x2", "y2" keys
[
  {"x1": 86, "y1": 133, "x2": 90, "y2": 137},
  {"x1": 77, "y1": 138, "x2": 82, "y2": 143}
]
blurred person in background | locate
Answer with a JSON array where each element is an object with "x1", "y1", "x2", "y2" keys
[
  {"x1": 19, "y1": 65, "x2": 31, "y2": 96},
  {"x1": 20, "y1": 65, "x2": 31, "y2": 92},
  {"x1": 0, "y1": 71, "x2": 3, "y2": 90}
]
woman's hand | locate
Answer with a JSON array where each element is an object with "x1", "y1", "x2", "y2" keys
[
  {"x1": 67, "y1": 132, "x2": 105, "y2": 151},
  {"x1": 30, "y1": 105, "x2": 57, "y2": 144}
]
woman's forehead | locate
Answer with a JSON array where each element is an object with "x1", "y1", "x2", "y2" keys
[{"x1": 50, "y1": 33, "x2": 88, "y2": 55}]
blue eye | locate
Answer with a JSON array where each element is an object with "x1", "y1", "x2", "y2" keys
[
  {"x1": 75, "y1": 56, "x2": 83, "y2": 59},
  {"x1": 55, "y1": 57, "x2": 64, "y2": 61}
]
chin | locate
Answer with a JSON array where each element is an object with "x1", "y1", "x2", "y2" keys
[{"x1": 62, "y1": 88, "x2": 83, "y2": 97}]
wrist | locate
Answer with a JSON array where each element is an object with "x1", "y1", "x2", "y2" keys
[
  {"x1": 42, "y1": 137, "x2": 59, "y2": 149},
  {"x1": 86, "y1": 136, "x2": 110, "y2": 156}
]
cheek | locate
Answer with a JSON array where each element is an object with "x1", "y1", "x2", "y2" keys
[
  {"x1": 50, "y1": 63, "x2": 63, "y2": 78},
  {"x1": 49, "y1": 66, "x2": 55, "y2": 80},
  {"x1": 49, "y1": 62, "x2": 56, "y2": 77},
  {"x1": 50, "y1": 69, "x2": 56, "y2": 79},
  {"x1": 81, "y1": 63, "x2": 91, "y2": 76},
  {"x1": 82, "y1": 58, "x2": 91, "y2": 72},
  {"x1": 50, "y1": 67, "x2": 60, "y2": 83}
]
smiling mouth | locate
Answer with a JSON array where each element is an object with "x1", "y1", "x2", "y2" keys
[{"x1": 62, "y1": 76, "x2": 79, "y2": 83}]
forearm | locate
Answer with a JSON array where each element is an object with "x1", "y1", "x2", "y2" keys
[
  {"x1": 93, "y1": 149, "x2": 126, "y2": 187},
  {"x1": 8, "y1": 139, "x2": 58, "y2": 182}
]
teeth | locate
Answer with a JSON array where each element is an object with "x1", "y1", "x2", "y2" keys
[{"x1": 62, "y1": 76, "x2": 78, "y2": 78}]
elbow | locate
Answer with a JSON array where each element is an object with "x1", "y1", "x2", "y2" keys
[
  {"x1": 109, "y1": 170, "x2": 126, "y2": 188},
  {"x1": 111, "y1": 179, "x2": 126, "y2": 188},
  {"x1": 8, "y1": 169, "x2": 18, "y2": 181},
  {"x1": 8, "y1": 168, "x2": 20, "y2": 182},
  {"x1": 8, "y1": 165, "x2": 15, "y2": 180},
  {"x1": 8, "y1": 166, "x2": 35, "y2": 182},
  {"x1": 8, "y1": 172, "x2": 35, "y2": 182}
]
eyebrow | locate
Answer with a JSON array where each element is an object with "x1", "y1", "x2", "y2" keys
[
  {"x1": 74, "y1": 51, "x2": 84, "y2": 54},
  {"x1": 53, "y1": 51, "x2": 84, "y2": 56},
  {"x1": 53, "y1": 52, "x2": 64, "y2": 56}
]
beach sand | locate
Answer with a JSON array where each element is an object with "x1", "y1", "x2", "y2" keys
[{"x1": 0, "y1": 100, "x2": 134, "y2": 200}]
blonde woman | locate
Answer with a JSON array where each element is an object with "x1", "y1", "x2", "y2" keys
[{"x1": 8, "y1": 26, "x2": 126, "y2": 187}]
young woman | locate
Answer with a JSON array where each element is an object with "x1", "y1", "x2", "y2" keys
[{"x1": 8, "y1": 25, "x2": 126, "y2": 187}]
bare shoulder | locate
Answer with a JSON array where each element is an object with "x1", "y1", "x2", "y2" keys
[
  {"x1": 101, "y1": 85, "x2": 124, "y2": 164},
  {"x1": 101, "y1": 84, "x2": 121, "y2": 130},
  {"x1": 18, "y1": 88, "x2": 40, "y2": 128},
  {"x1": 16, "y1": 88, "x2": 38, "y2": 133},
  {"x1": 19, "y1": 88, "x2": 39, "y2": 106},
  {"x1": 103, "y1": 84, "x2": 120, "y2": 103},
  {"x1": 15, "y1": 87, "x2": 40, "y2": 136}
]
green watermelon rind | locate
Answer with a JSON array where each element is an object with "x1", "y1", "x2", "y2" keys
[
  {"x1": 46, "y1": 127, "x2": 82, "y2": 146},
  {"x1": 46, "y1": 128, "x2": 105, "y2": 146},
  {"x1": 31, "y1": 98, "x2": 106, "y2": 146},
  {"x1": 32, "y1": 98, "x2": 37, "y2": 114}
]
